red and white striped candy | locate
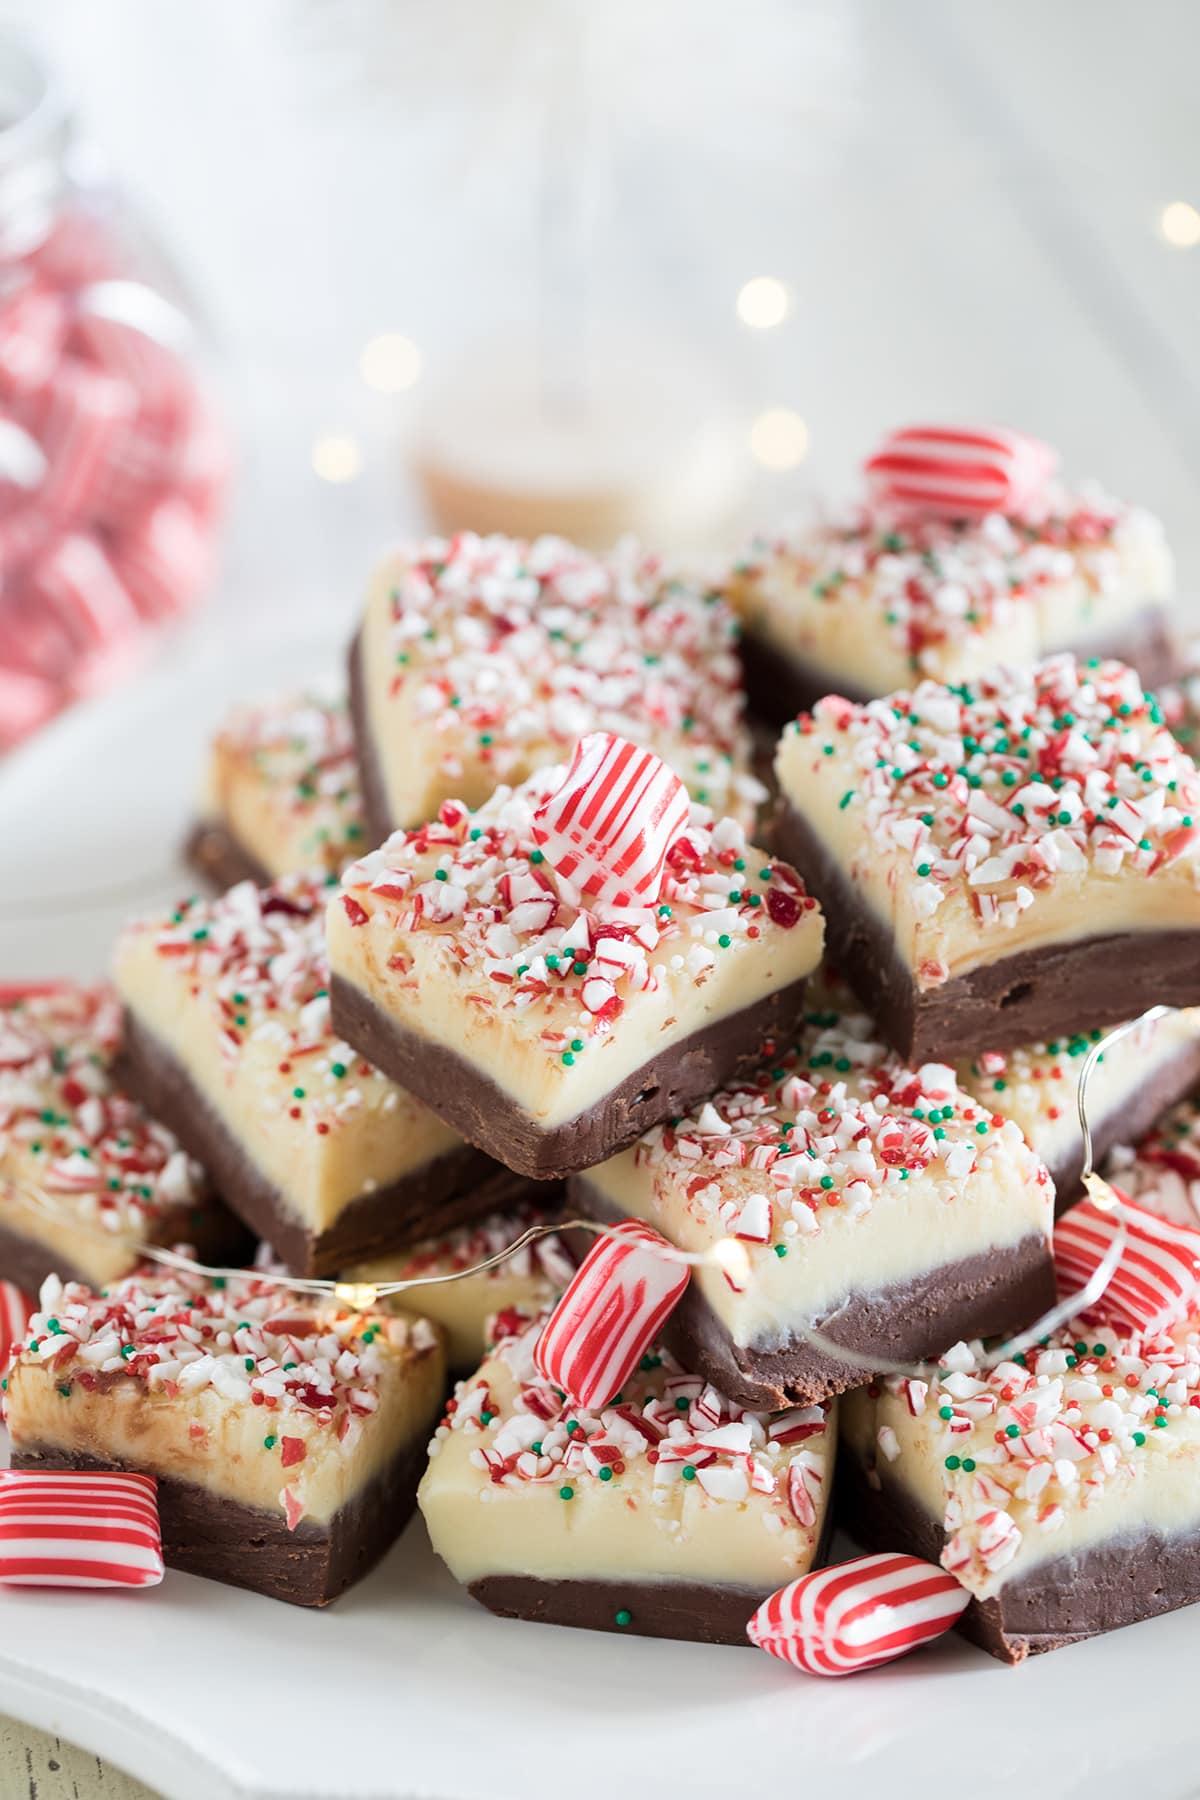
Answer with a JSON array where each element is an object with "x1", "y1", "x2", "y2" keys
[
  {"x1": 1054, "y1": 1188, "x2": 1200, "y2": 1334},
  {"x1": 0, "y1": 1470, "x2": 164, "y2": 1588},
  {"x1": 32, "y1": 358, "x2": 136, "y2": 523},
  {"x1": 0, "y1": 282, "x2": 67, "y2": 398},
  {"x1": 29, "y1": 533, "x2": 141, "y2": 656},
  {"x1": 116, "y1": 495, "x2": 214, "y2": 620},
  {"x1": 864, "y1": 423, "x2": 1059, "y2": 522},
  {"x1": 72, "y1": 280, "x2": 195, "y2": 419},
  {"x1": 0, "y1": 665, "x2": 60, "y2": 749},
  {"x1": 531, "y1": 732, "x2": 689, "y2": 907},
  {"x1": 747, "y1": 1552, "x2": 969, "y2": 1677},
  {"x1": 534, "y1": 1220, "x2": 690, "y2": 1410},
  {"x1": 0, "y1": 1282, "x2": 33, "y2": 1369}
]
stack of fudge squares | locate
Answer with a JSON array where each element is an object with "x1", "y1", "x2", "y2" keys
[{"x1": 7, "y1": 426, "x2": 1200, "y2": 1673}]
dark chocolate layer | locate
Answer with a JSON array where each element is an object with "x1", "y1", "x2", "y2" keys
[
  {"x1": 740, "y1": 604, "x2": 1182, "y2": 731},
  {"x1": 348, "y1": 627, "x2": 395, "y2": 850},
  {"x1": 183, "y1": 819, "x2": 273, "y2": 894},
  {"x1": 117, "y1": 1009, "x2": 546, "y2": 1276},
  {"x1": 776, "y1": 799, "x2": 1200, "y2": 1061},
  {"x1": 330, "y1": 972, "x2": 811, "y2": 1181},
  {"x1": 571, "y1": 1178, "x2": 1054, "y2": 1409},
  {"x1": 0, "y1": 1199, "x2": 252, "y2": 1298},
  {"x1": 11, "y1": 1434, "x2": 431, "y2": 1609},
  {"x1": 469, "y1": 1574, "x2": 767, "y2": 1645},
  {"x1": 838, "y1": 1441, "x2": 1200, "y2": 1664}
]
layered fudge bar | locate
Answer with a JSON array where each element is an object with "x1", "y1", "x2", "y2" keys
[
  {"x1": 6, "y1": 1265, "x2": 445, "y2": 1606},
  {"x1": 327, "y1": 770, "x2": 823, "y2": 1177},
  {"x1": 349, "y1": 532, "x2": 762, "y2": 840},
  {"x1": 348, "y1": 1201, "x2": 574, "y2": 1370},
  {"x1": 186, "y1": 684, "x2": 366, "y2": 889},
  {"x1": 958, "y1": 1008, "x2": 1200, "y2": 1209},
  {"x1": 727, "y1": 437, "x2": 1175, "y2": 726},
  {"x1": 572, "y1": 1002, "x2": 1053, "y2": 1410},
  {"x1": 114, "y1": 874, "x2": 535, "y2": 1275},
  {"x1": 0, "y1": 982, "x2": 242, "y2": 1291},
  {"x1": 841, "y1": 1316, "x2": 1200, "y2": 1662},
  {"x1": 419, "y1": 1307, "x2": 835, "y2": 1643},
  {"x1": 776, "y1": 655, "x2": 1200, "y2": 1061}
]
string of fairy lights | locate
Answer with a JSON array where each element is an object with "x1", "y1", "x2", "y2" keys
[{"x1": 0, "y1": 1010, "x2": 1166, "y2": 1382}]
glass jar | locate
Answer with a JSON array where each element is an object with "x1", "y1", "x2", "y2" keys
[{"x1": 0, "y1": 26, "x2": 227, "y2": 753}]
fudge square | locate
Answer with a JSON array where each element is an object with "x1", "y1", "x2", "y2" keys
[
  {"x1": 418, "y1": 1307, "x2": 835, "y2": 1644},
  {"x1": 775, "y1": 654, "x2": 1200, "y2": 1062},
  {"x1": 572, "y1": 1003, "x2": 1054, "y2": 1410},
  {"x1": 349, "y1": 531, "x2": 761, "y2": 840},
  {"x1": 726, "y1": 430, "x2": 1175, "y2": 727},
  {"x1": 327, "y1": 769, "x2": 823, "y2": 1179},
  {"x1": 6, "y1": 1265, "x2": 446, "y2": 1607},
  {"x1": 114, "y1": 873, "x2": 535, "y2": 1276},
  {"x1": 0, "y1": 983, "x2": 243, "y2": 1292},
  {"x1": 186, "y1": 684, "x2": 366, "y2": 890},
  {"x1": 957, "y1": 1008, "x2": 1200, "y2": 1210},
  {"x1": 347, "y1": 1199, "x2": 574, "y2": 1371},
  {"x1": 840, "y1": 1315, "x2": 1200, "y2": 1663}
]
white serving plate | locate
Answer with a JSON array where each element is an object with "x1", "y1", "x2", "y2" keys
[{"x1": 1, "y1": 643, "x2": 1199, "y2": 1800}]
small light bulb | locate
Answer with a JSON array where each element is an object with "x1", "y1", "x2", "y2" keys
[
  {"x1": 709, "y1": 1237, "x2": 752, "y2": 1290},
  {"x1": 360, "y1": 333, "x2": 422, "y2": 393},
  {"x1": 1082, "y1": 1172, "x2": 1120, "y2": 1213},
  {"x1": 737, "y1": 276, "x2": 790, "y2": 330},
  {"x1": 312, "y1": 434, "x2": 362, "y2": 484},
  {"x1": 750, "y1": 408, "x2": 809, "y2": 471},
  {"x1": 334, "y1": 1281, "x2": 379, "y2": 1312},
  {"x1": 1160, "y1": 201, "x2": 1200, "y2": 248}
]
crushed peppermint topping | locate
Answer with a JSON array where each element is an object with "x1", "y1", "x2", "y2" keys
[
  {"x1": 121, "y1": 874, "x2": 399, "y2": 1137},
  {"x1": 789, "y1": 655, "x2": 1200, "y2": 928},
  {"x1": 1112, "y1": 1096, "x2": 1200, "y2": 1231},
  {"x1": 958, "y1": 1028, "x2": 1113, "y2": 1136},
  {"x1": 338, "y1": 768, "x2": 816, "y2": 1069},
  {"x1": 738, "y1": 484, "x2": 1162, "y2": 676},
  {"x1": 207, "y1": 685, "x2": 365, "y2": 873},
  {"x1": 378, "y1": 533, "x2": 762, "y2": 824},
  {"x1": 20, "y1": 1265, "x2": 438, "y2": 1442},
  {"x1": 0, "y1": 985, "x2": 205, "y2": 1236},
  {"x1": 866, "y1": 1315, "x2": 1200, "y2": 1594},
  {"x1": 374, "y1": 1204, "x2": 575, "y2": 1289},
  {"x1": 428, "y1": 1309, "x2": 831, "y2": 1527},
  {"x1": 631, "y1": 1006, "x2": 1046, "y2": 1257}
]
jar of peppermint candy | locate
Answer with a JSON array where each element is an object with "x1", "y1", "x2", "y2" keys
[{"x1": 0, "y1": 27, "x2": 227, "y2": 752}]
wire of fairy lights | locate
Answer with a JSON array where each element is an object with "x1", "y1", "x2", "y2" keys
[{"x1": 0, "y1": 1009, "x2": 1166, "y2": 1363}]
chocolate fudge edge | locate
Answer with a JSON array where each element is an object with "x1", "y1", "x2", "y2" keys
[
  {"x1": 775, "y1": 799, "x2": 1200, "y2": 1061},
  {"x1": 330, "y1": 971, "x2": 811, "y2": 1181},
  {"x1": 570, "y1": 1178, "x2": 1054, "y2": 1409}
]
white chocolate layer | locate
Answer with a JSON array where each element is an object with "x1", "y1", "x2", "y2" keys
[
  {"x1": 113, "y1": 877, "x2": 462, "y2": 1236},
  {"x1": 420, "y1": 1311, "x2": 834, "y2": 1589},
  {"x1": 0, "y1": 985, "x2": 210, "y2": 1285},
  {"x1": 359, "y1": 533, "x2": 761, "y2": 831},
  {"x1": 732, "y1": 489, "x2": 1171, "y2": 695},
  {"x1": 7, "y1": 1268, "x2": 445, "y2": 1528},
  {"x1": 329, "y1": 772, "x2": 822, "y2": 1134},
  {"x1": 842, "y1": 1318, "x2": 1200, "y2": 1601},
  {"x1": 583, "y1": 1006, "x2": 1052, "y2": 1352},
  {"x1": 958, "y1": 1009, "x2": 1200, "y2": 1180},
  {"x1": 197, "y1": 685, "x2": 366, "y2": 880},
  {"x1": 775, "y1": 656, "x2": 1200, "y2": 986}
]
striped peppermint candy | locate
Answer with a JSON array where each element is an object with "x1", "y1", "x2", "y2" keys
[
  {"x1": 534, "y1": 1220, "x2": 690, "y2": 1410},
  {"x1": 864, "y1": 423, "x2": 1058, "y2": 521},
  {"x1": 0, "y1": 1470, "x2": 164, "y2": 1588},
  {"x1": 531, "y1": 732, "x2": 690, "y2": 907},
  {"x1": 1054, "y1": 1188, "x2": 1200, "y2": 1334},
  {"x1": 747, "y1": 1553, "x2": 969, "y2": 1677}
]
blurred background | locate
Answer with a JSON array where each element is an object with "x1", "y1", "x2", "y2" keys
[{"x1": 2, "y1": 0, "x2": 1199, "y2": 739}]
